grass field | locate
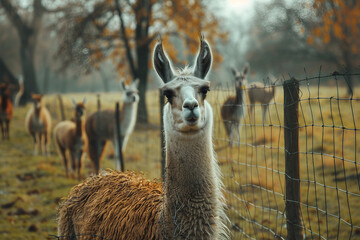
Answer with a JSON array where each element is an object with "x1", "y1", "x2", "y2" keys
[{"x1": 0, "y1": 84, "x2": 359, "y2": 239}]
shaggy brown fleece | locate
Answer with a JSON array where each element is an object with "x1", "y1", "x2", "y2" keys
[{"x1": 58, "y1": 170, "x2": 163, "y2": 240}]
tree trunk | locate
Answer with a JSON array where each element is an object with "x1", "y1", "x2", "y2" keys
[
  {"x1": 19, "y1": 42, "x2": 39, "y2": 105},
  {"x1": 43, "y1": 65, "x2": 50, "y2": 94},
  {"x1": 136, "y1": 44, "x2": 149, "y2": 124}
]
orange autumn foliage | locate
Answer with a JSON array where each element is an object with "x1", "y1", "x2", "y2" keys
[
  {"x1": 309, "y1": 0, "x2": 360, "y2": 53},
  {"x1": 84, "y1": 0, "x2": 227, "y2": 75}
]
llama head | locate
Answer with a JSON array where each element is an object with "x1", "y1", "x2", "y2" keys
[
  {"x1": 153, "y1": 36, "x2": 212, "y2": 133},
  {"x1": 232, "y1": 63, "x2": 249, "y2": 90},
  {"x1": 121, "y1": 79, "x2": 139, "y2": 104},
  {"x1": 31, "y1": 94, "x2": 43, "y2": 110},
  {"x1": 72, "y1": 97, "x2": 87, "y2": 120}
]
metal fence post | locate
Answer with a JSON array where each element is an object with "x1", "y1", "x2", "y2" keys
[
  {"x1": 159, "y1": 90, "x2": 165, "y2": 180},
  {"x1": 283, "y1": 77, "x2": 303, "y2": 240},
  {"x1": 115, "y1": 102, "x2": 124, "y2": 171}
]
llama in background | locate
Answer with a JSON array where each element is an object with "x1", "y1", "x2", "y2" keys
[
  {"x1": 221, "y1": 64, "x2": 249, "y2": 146},
  {"x1": 25, "y1": 94, "x2": 52, "y2": 155},
  {"x1": 58, "y1": 36, "x2": 229, "y2": 240},
  {"x1": 54, "y1": 98, "x2": 87, "y2": 180},
  {"x1": 0, "y1": 83, "x2": 13, "y2": 140},
  {"x1": 248, "y1": 76, "x2": 279, "y2": 123},
  {"x1": 85, "y1": 79, "x2": 139, "y2": 174}
]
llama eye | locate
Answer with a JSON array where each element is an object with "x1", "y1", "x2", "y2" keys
[
  {"x1": 163, "y1": 90, "x2": 175, "y2": 103},
  {"x1": 199, "y1": 86, "x2": 210, "y2": 99}
]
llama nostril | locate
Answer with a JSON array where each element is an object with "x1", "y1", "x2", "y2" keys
[{"x1": 183, "y1": 101, "x2": 198, "y2": 111}]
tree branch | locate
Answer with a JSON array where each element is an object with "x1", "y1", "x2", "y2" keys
[{"x1": 0, "y1": 0, "x2": 29, "y2": 35}]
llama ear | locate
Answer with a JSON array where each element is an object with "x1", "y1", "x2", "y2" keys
[
  {"x1": 121, "y1": 80, "x2": 127, "y2": 91},
  {"x1": 132, "y1": 78, "x2": 140, "y2": 88},
  {"x1": 153, "y1": 40, "x2": 174, "y2": 83},
  {"x1": 193, "y1": 35, "x2": 212, "y2": 79},
  {"x1": 231, "y1": 67, "x2": 240, "y2": 77},
  {"x1": 242, "y1": 63, "x2": 250, "y2": 76},
  {"x1": 72, "y1": 98, "x2": 77, "y2": 108},
  {"x1": 82, "y1": 97, "x2": 87, "y2": 105}
]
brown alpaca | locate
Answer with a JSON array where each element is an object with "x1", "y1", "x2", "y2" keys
[
  {"x1": 221, "y1": 64, "x2": 248, "y2": 145},
  {"x1": 0, "y1": 83, "x2": 13, "y2": 140},
  {"x1": 58, "y1": 37, "x2": 229, "y2": 240},
  {"x1": 25, "y1": 94, "x2": 52, "y2": 155},
  {"x1": 54, "y1": 98, "x2": 87, "y2": 180},
  {"x1": 85, "y1": 79, "x2": 139, "y2": 174},
  {"x1": 248, "y1": 76, "x2": 279, "y2": 122}
]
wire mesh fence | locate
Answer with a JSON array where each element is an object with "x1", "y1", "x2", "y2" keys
[
  {"x1": 211, "y1": 73, "x2": 360, "y2": 239},
  {"x1": 50, "y1": 73, "x2": 360, "y2": 240}
]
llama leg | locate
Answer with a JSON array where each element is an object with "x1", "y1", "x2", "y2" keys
[
  {"x1": 223, "y1": 121, "x2": 232, "y2": 146},
  {"x1": 96, "y1": 141, "x2": 107, "y2": 173},
  {"x1": 31, "y1": 132, "x2": 38, "y2": 156},
  {"x1": 76, "y1": 152, "x2": 82, "y2": 180},
  {"x1": 249, "y1": 104, "x2": 255, "y2": 123},
  {"x1": 236, "y1": 123, "x2": 241, "y2": 146},
  {"x1": 229, "y1": 123, "x2": 234, "y2": 147},
  {"x1": 58, "y1": 146, "x2": 69, "y2": 178},
  {"x1": 44, "y1": 133, "x2": 49, "y2": 156},
  {"x1": 69, "y1": 151, "x2": 76, "y2": 179},
  {"x1": 88, "y1": 139, "x2": 98, "y2": 174},
  {"x1": 262, "y1": 105, "x2": 269, "y2": 123},
  {"x1": 38, "y1": 133, "x2": 43, "y2": 155},
  {"x1": 89, "y1": 140, "x2": 106, "y2": 174}
]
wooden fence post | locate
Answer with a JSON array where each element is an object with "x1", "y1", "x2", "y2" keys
[
  {"x1": 96, "y1": 94, "x2": 101, "y2": 167},
  {"x1": 57, "y1": 94, "x2": 66, "y2": 121},
  {"x1": 159, "y1": 90, "x2": 165, "y2": 180},
  {"x1": 283, "y1": 78, "x2": 303, "y2": 240},
  {"x1": 115, "y1": 102, "x2": 125, "y2": 171}
]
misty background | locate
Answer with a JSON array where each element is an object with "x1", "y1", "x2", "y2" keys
[{"x1": 0, "y1": 0, "x2": 358, "y2": 121}]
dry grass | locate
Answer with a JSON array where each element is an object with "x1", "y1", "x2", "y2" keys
[{"x1": 0, "y1": 85, "x2": 360, "y2": 239}]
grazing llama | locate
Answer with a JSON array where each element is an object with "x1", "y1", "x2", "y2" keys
[
  {"x1": 58, "y1": 37, "x2": 228, "y2": 240},
  {"x1": 25, "y1": 94, "x2": 52, "y2": 155},
  {"x1": 54, "y1": 98, "x2": 87, "y2": 180},
  {"x1": 0, "y1": 83, "x2": 13, "y2": 140},
  {"x1": 221, "y1": 64, "x2": 249, "y2": 145},
  {"x1": 248, "y1": 76, "x2": 279, "y2": 123},
  {"x1": 85, "y1": 79, "x2": 139, "y2": 174}
]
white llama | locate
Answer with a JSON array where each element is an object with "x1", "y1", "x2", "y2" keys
[{"x1": 58, "y1": 36, "x2": 229, "y2": 240}]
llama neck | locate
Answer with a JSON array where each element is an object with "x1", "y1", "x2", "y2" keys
[
  {"x1": 120, "y1": 102, "x2": 138, "y2": 136},
  {"x1": 34, "y1": 106, "x2": 41, "y2": 119},
  {"x1": 161, "y1": 102, "x2": 225, "y2": 239},
  {"x1": 235, "y1": 87, "x2": 245, "y2": 105},
  {"x1": 75, "y1": 117, "x2": 82, "y2": 137}
]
